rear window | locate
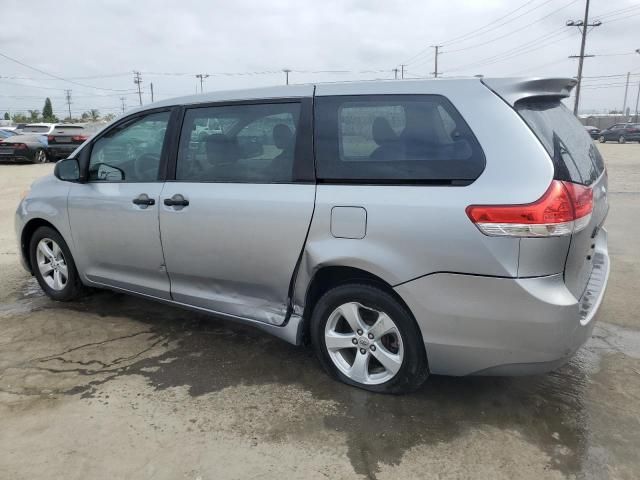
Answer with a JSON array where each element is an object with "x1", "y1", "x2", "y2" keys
[
  {"x1": 314, "y1": 95, "x2": 485, "y2": 183},
  {"x1": 22, "y1": 125, "x2": 50, "y2": 133},
  {"x1": 52, "y1": 126, "x2": 85, "y2": 134},
  {"x1": 516, "y1": 98, "x2": 605, "y2": 185}
]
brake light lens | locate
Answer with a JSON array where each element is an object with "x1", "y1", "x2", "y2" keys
[
  {"x1": 466, "y1": 180, "x2": 593, "y2": 237},
  {"x1": 47, "y1": 135, "x2": 55, "y2": 142},
  {"x1": 72, "y1": 135, "x2": 88, "y2": 142}
]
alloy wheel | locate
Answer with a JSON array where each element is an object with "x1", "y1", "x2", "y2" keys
[
  {"x1": 36, "y1": 238, "x2": 68, "y2": 291},
  {"x1": 36, "y1": 149, "x2": 47, "y2": 163},
  {"x1": 618, "y1": 135, "x2": 626, "y2": 144},
  {"x1": 324, "y1": 301, "x2": 404, "y2": 385}
]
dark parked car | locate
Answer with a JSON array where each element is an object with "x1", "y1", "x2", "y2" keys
[
  {"x1": 584, "y1": 125, "x2": 600, "y2": 139},
  {"x1": 47, "y1": 124, "x2": 99, "y2": 161},
  {"x1": 0, "y1": 134, "x2": 49, "y2": 163},
  {"x1": 597, "y1": 123, "x2": 640, "y2": 143}
]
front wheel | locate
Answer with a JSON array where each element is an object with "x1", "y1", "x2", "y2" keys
[
  {"x1": 618, "y1": 135, "x2": 626, "y2": 144},
  {"x1": 29, "y1": 226, "x2": 84, "y2": 301},
  {"x1": 310, "y1": 284, "x2": 428, "y2": 394}
]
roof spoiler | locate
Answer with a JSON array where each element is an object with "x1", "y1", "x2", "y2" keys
[{"x1": 481, "y1": 77, "x2": 577, "y2": 106}]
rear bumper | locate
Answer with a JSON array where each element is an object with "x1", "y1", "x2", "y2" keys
[
  {"x1": 48, "y1": 145, "x2": 77, "y2": 159},
  {"x1": 0, "y1": 153, "x2": 36, "y2": 163},
  {"x1": 395, "y1": 231, "x2": 610, "y2": 376}
]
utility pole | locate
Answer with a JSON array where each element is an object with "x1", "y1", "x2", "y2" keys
[
  {"x1": 432, "y1": 45, "x2": 443, "y2": 78},
  {"x1": 635, "y1": 80, "x2": 640, "y2": 122},
  {"x1": 622, "y1": 72, "x2": 631, "y2": 117},
  {"x1": 64, "y1": 89, "x2": 72, "y2": 121},
  {"x1": 283, "y1": 69, "x2": 291, "y2": 85},
  {"x1": 567, "y1": 0, "x2": 601, "y2": 115},
  {"x1": 195, "y1": 74, "x2": 209, "y2": 93},
  {"x1": 120, "y1": 97, "x2": 126, "y2": 114},
  {"x1": 133, "y1": 71, "x2": 143, "y2": 106},
  {"x1": 400, "y1": 64, "x2": 406, "y2": 79},
  {"x1": 150, "y1": 82, "x2": 154, "y2": 102},
  {"x1": 393, "y1": 68, "x2": 399, "y2": 80}
]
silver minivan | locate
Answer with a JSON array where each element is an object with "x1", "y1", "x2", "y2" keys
[{"x1": 15, "y1": 78, "x2": 610, "y2": 393}]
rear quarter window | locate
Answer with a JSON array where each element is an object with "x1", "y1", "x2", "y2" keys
[
  {"x1": 314, "y1": 94, "x2": 485, "y2": 183},
  {"x1": 515, "y1": 98, "x2": 605, "y2": 185}
]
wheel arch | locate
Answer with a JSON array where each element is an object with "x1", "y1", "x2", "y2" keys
[
  {"x1": 300, "y1": 265, "x2": 416, "y2": 342},
  {"x1": 20, "y1": 218, "x2": 60, "y2": 273}
]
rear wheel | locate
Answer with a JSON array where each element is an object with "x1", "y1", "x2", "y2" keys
[
  {"x1": 618, "y1": 135, "x2": 626, "y2": 144},
  {"x1": 310, "y1": 283, "x2": 428, "y2": 394},
  {"x1": 34, "y1": 148, "x2": 48, "y2": 163},
  {"x1": 29, "y1": 226, "x2": 84, "y2": 301},
  {"x1": 598, "y1": 135, "x2": 606, "y2": 143}
]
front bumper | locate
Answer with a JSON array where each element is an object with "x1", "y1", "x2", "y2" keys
[{"x1": 395, "y1": 234, "x2": 610, "y2": 376}]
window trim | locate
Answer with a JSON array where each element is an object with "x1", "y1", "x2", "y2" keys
[
  {"x1": 313, "y1": 94, "x2": 486, "y2": 186},
  {"x1": 77, "y1": 106, "x2": 178, "y2": 184},
  {"x1": 165, "y1": 97, "x2": 315, "y2": 184}
]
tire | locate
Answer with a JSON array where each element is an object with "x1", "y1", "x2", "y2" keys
[
  {"x1": 34, "y1": 148, "x2": 48, "y2": 164},
  {"x1": 618, "y1": 135, "x2": 626, "y2": 144},
  {"x1": 29, "y1": 226, "x2": 84, "y2": 301},
  {"x1": 310, "y1": 283, "x2": 428, "y2": 394},
  {"x1": 598, "y1": 136, "x2": 606, "y2": 143}
]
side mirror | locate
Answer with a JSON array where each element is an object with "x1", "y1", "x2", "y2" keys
[{"x1": 54, "y1": 158, "x2": 80, "y2": 182}]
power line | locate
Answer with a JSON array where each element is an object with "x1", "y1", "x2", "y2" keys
[{"x1": 0, "y1": 51, "x2": 132, "y2": 92}]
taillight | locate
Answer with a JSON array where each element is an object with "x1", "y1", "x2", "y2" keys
[
  {"x1": 47, "y1": 135, "x2": 55, "y2": 142},
  {"x1": 466, "y1": 180, "x2": 593, "y2": 237},
  {"x1": 72, "y1": 135, "x2": 88, "y2": 142}
]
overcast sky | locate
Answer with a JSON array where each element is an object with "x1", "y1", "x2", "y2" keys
[{"x1": 1, "y1": 0, "x2": 639, "y2": 119}]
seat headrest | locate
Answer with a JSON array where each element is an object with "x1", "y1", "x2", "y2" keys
[
  {"x1": 273, "y1": 124, "x2": 293, "y2": 149},
  {"x1": 372, "y1": 117, "x2": 397, "y2": 146}
]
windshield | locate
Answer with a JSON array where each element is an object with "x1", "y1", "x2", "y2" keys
[{"x1": 516, "y1": 98, "x2": 605, "y2": 185}]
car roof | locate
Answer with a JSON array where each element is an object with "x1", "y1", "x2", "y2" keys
[{"x1": 133, "y1": 77, "x2": 575, "y2": 113}]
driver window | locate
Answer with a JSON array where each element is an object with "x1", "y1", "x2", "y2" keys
[{"x1": 88, "y1": 111, "x2": 170, "y2": 182}]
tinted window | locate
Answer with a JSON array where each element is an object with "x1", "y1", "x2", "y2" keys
[
  {"x1": 314, "y1": 95, "x2": 485, "y2": 183},
  {"x1": 22, "y1": 125, "x2": 50, "y2": 133},
  {"x1": 516, "y1": 99, "x2": 604, "y2": 185},
  {"x1": 52, "y1": 125, "x2": 84, "y2": 134},
  {"x1": 89, "y1": 111, "x2": 170, "y2": 182},
  {"x1": 176, "y1": 103, "x2": 300, "y2": 183}
]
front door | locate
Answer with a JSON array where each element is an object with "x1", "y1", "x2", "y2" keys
[
  {"x1": 67, "y1": 110, "x2": 173, "y2": 299},
  {"x1": 159, "y1": 100, "x2": 315, "y2": 325}
]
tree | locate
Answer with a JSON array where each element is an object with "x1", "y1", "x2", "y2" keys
[
  {"x1": 3, "y1": 112, "x2": 9, "y2": 120},
  {"x1": 28, "y1": 110, "x2": 40, "y2": 121},
  {"x1": 42, "y1": 98, "x2": 54, "y2": 121},
  {"x1": 103, "y1": 113, "x2": 116, "y2": 122},
  {"x1": 81, "y1": 112, "x2": 90, "y2": 121},
  {"x1": 89, "y1": 109, "x2": 100, "y2": 121},
  {"x1": 11, "y1": 113, "x2": 28, "y2": 123}
]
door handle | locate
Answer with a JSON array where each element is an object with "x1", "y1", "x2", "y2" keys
[
  {"x1": 132, "y1": 194, "x2": 155, "y2": 206},
  {"x1": 164, "y1": 194, "x2": 189, "y2": 207}
]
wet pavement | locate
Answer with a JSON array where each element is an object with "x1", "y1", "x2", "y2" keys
[{"x1": 1, "y1": 144, "x2": 640, "y2": 480}]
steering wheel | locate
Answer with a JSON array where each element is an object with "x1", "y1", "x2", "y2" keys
[{"x1": 134, "y1": 153, "x2": 160, "y2": 181}]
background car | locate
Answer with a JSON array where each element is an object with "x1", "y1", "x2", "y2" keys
[
  {"x1": 0, "y1": 129, "x2": 18, "y2": 141},
  {"x1": 20, "y1": 123, "x2": 56, "y2": 136},
  {"x1": 0, "y1": 134, "x2": 49, "y2": 163},
  {"x1": 47, "y1": 124, "x2": 99, "y2": 161},
  {"x1": 597, "y1": 123, "x2": 640, "y2": 143},
  {"x1": 584, "y1": 125, "x2": 600, "y2": 139}
]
